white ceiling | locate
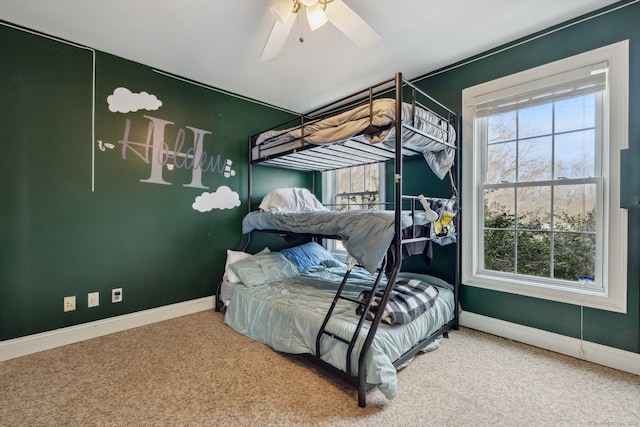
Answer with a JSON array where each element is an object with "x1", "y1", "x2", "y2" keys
[{"x1": 0, "y1": 0, "x2": 619, "y2": 113}]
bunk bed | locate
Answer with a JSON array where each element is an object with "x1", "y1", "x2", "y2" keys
[{"x1": 216, "y1": 73, "x2": 460, "y2": 407}]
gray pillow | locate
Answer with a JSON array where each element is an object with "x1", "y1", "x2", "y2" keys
[{"x1": 229, "y1": 252, "x2": 298, "y2": 287}]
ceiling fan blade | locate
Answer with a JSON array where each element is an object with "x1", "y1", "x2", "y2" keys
[
  {"x1": 324, "y1": 0, "x2": 381, "y2": 50},
  {"x1": 261, "y1": 17, "x2": 296, "y2": 61}
]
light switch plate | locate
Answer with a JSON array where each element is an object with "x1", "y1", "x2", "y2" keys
[{"x1": 88, "y1": 292, "x2": 99, "y2": 308}]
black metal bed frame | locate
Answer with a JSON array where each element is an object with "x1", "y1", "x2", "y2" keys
[{"x1": 216, "y1": 73, "x2": 461, "y2": 407}]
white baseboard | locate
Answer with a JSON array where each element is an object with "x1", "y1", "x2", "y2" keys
[
  {"x1": 460, "y1": 310, "x2": 640, "y2": 376},
  {"x1": 0, "y1": 296, "x2": 214, "y2": 362},
  {"x1": 3, "y1": 302, "x2": 637, "y2": 376}
]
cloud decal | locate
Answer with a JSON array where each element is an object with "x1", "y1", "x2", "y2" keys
[
  {"x1": 107, "y1": 87, "x2": 163, "y2": 113},
  {"x1": 192, "y1": 186, "x2": 241, "y2": 212}
]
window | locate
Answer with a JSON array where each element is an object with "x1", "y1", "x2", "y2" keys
[
  {"x1": 333, "y1": 163, "x2": 382, "y2": 210},
  {"x1": 323, "y1": 163, "x2": 385, "y2": 252},
  {"x1": 462, "y1": 41, "x2": 628, "y2": 312}
]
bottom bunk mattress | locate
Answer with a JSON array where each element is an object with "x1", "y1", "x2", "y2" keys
[{"x1": 223, "y1": 264, "x2": 454, "y2": 400}]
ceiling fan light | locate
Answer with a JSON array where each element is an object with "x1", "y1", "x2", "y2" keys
[
  {"x1": 306, "y1": 3, "x2": 328, "y2": 31},
  {"x1": 300, "y1": 0, "x2": 319, "y2": 6},
  {"x1": 270, "y1": 0, "x2": 294, "y2": 25}
]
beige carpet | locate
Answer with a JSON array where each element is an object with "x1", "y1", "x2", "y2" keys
[{"x1": 1, "y1": 310, "x2": 639, "y2": 426}]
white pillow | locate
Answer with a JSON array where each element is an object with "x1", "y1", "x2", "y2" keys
[
  {"x1": 223, "y1": 247, "x2": 270, "y2": 283},
  {"x1": 258, "y1": 188, "x2": 328, "y2": 212}
]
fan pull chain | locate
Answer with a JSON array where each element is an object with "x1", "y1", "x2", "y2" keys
[{"x1": 298, "y1": 13, "x2": 304, "y2": 43}]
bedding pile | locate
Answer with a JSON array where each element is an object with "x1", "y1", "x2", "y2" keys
[
  {"x1": 258, "y1": 187, "x2": 328, "y2": 212},
  {"x1": 253, "y1": 99, "x2": 456, "y2": 179}
]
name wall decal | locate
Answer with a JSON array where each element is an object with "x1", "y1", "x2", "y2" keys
[{"x1": 99, "y1": 87, "x2": 240, "y2": 212}]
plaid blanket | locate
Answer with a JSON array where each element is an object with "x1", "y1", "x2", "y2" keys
[{"x1": 356, "y1": 278, "x2": 440, "y2": 325}]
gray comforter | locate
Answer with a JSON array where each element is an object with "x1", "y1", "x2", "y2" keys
[{"x1": 242, "y1": 209, "x2": 425, "y2": 273}]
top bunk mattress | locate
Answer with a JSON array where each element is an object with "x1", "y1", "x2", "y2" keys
[{"x1": 251, "y1": 99, "x2": 456, "y2": 179}]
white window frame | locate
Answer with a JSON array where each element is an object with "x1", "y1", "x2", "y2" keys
[{"x1": 461, "y1": 41, "x2": 628, "y2": 313}]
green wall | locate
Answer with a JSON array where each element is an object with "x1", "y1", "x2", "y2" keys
[
  {"x1": 413, "y1": 0, "x2": 640, "y2": 352},
  {"x1": 2, "y1": 2, "x2": 638, "y2": 355},
  {"x1": 0, "y1": 22, "x2": 301, "y2": 341},
  {"x1": 386, "y1": 156, "x2": 459, "y2": 284}
]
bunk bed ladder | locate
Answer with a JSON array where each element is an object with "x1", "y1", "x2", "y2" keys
[{"x1": 315, "y1": 260, "x2": 387, "y2": 377}]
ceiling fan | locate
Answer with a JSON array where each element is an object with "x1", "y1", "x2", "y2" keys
[{"x1": 261, "y1": 0, "x2": 381, "y2": 61}]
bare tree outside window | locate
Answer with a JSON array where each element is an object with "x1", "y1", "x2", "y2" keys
[
  {"x1": 483, "y1": 93, "x2": 598, "y2": 284},
  {"x1": 335, "y1": 164, "x2": 380, "y2": 211}
]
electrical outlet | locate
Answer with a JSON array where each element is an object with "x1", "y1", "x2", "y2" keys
[
  {"x1": 63, "y1": 296, "x2": 76, "y2": 312},
  {"x1": 88, "y1": 292, "x2": 99, "y2": 308},
  {"x1": 112, "y1": 288, "x2": 122, "y2": 303}
]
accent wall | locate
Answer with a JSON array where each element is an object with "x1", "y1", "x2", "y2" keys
[{"x1": 0, "y1": 22, "x2": 302, "y2": 341}]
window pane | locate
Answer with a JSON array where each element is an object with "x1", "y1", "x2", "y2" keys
[
  {"x1": 487, "y1": 111, "x2": 516, "y2": 142},
  {"x1": 517, "y1": 186, "x2": 551, "y2": 229},
  {"x1": 518, "y1": 136, "x2": 552, "y2": 182},
  {"x1": 484, "y1": 230, "x2": 515, "y2": 272},
  {"x1": 336, "y1": 194, "x2": 360, "y2": 210},
  {"x1": 487, "y1": 141, "x2": 516, "y2": 184},
  {"x1": 516, "y1": 231, "x2": 551, "y2": 277},
  {"x1": 519, "y1": 103, "x2": 552, "y2": 139},
  {"x1": 337, "y1": 168, "x2": 351, "y2": 193},
  {"x1": 364, "y1": 164, "x2": 379, "y2": 192},
  {"x1": 368, "y1": 194, "x2": 380, "y2": 210},
  {"x1": 349, "y1": 166, "x2": 364, "y2": 192},
  {"x1": 555, "y1": 94, "x2": 595, "y2": 133},
  {"x1": 484, "y1": 188, "x2": 515, "y2": 229},
  {"x1": 553, "y1": 183, "x2": 597, "y2": 232},
  {"x1": 554, "y1": 130, "x2": 595, "y2": 179},
  {"x1": 335, "y1": 195, "x2": 349, "y2": 210},
  {"x1": 553, "y1": 232, "x2": 596, "y2": 281}
]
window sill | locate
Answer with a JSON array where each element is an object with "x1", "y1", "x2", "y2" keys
[{"x1": 462, "y1": 271, "x2": 627, "y2": 313}]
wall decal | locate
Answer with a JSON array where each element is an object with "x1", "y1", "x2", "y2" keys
[
  {"x1": 99, "y1": 86, "x2": 239, "y2": 212},
  {"x1": 224, "y1": 160, "x2": 236, "y2": 178},
  {"x1": 107, "y1": 87, "x2": 162, "y2": 113},
  {"x1": 114, "y1": 115, "x2": 236, "y2": 189},
  {"x1": 192, "y1": 186, "x2": 241, "y2": 212},
  {"x1": 97, "y1": 140, "x2": 115, "y2": 151}
]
